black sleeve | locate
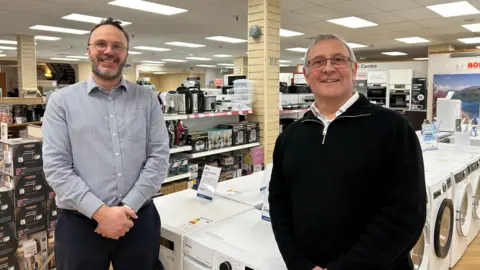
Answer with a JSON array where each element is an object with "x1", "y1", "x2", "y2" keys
[
  {"x1": 327, "y1": 117, "x2": 427, "y2": 270},
  {"x1": 269, "y1": 133, "x2": 316, "y2": 270}
]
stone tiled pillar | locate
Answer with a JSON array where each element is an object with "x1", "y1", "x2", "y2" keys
[{"x1": 17, "y1": 35, "x2": 37, "y2": 96}]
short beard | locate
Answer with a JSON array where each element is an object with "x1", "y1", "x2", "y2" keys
[{"x1": 91, "y1": 57, "x2": 127, "y2": 81}]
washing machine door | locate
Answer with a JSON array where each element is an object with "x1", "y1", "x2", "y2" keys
[
  {"x1": 456, "y1": 183, "x2": 473, "y2": 237},
  {"x1": 434, "y1": 199, "x2": 454, "y2": 259},
  {"x1": 410, "y1": 224, "x2": 430, "y2": 270},
  {"x1": 474, "y1": 179, "x2": 480, "y2": 219}
]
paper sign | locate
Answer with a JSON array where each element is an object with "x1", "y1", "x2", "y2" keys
[
  {"x1": 445, "y1": 91, "x2": 455, "y2": 100},
  {"x1": 15, "y1": 117, "x2": 22, "y2": 124},
  {"x1": 22, "y1": 239, "x2": 37, "y2": 258},
  {"x1": 260, "y1": 163, "x2": 273, "y2": 192},
  {"x1": 421, "y1": 123, "x2": 438, "y2": 151},
  {"x1": 261, "y1": 186, "x2": 270, "y2": 222},
  {"x1": 197, "y1": 165, "x2": 221, "y2": 201}
]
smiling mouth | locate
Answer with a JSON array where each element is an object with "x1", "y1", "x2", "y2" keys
[
  {"x1": 100, "y1": 59, "x2": 117, "y2": 65},
  {"x1": 322, "y1": 79, "x2": 340, "y2": 83}
]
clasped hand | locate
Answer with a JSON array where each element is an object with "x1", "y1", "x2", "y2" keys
[{"x1": 93, "y1": 205, "x2": 138, "y2": 240}]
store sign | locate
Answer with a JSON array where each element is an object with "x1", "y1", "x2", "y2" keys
[
  {"x1": 468, "y1": 62, "x2": 480, "y2": 68},
  {"x1": 360, "y1": 64, "x2": 378, "y2": 68}
]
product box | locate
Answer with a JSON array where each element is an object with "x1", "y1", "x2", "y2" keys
[
  {"x1": 221, "y1": 129, "x2": 233, "y2": 148},
  {"x1": 178, "y1": 158, "x2": 189, "y2": 175},
  {"x1": 45, "y1": 184, "x2": 54, "y2": 201},
  {"x1": 16, "y1": 230, "x2": 48, "y2": 270},
  {"x1": 174, "y1": 181, "x2": 188, "y2": 192},
  {"x1": 46, "y1": 198, "x2": 60, "y2": 231},
  {"x1": 219, "y1": 155, "x2": 234, "y2": 166},
  {"x1": 243, "y1": 147, "x2": 264, "y2": 166},
  {"x1": 188, "y1": 164, "x2": 198, "y2": 173},
  {"x1": 217, "y1": 124, "x2": 246, "y2": 146},
  {"x1": 0, "y1": 189, "x2": 14, "y2": 224},
  {"x1": 207, "y1": 129, "x2": 224, "y2": 150},
  {"x1": 0, "y1": 105, "x2": 13, "y2": 124},
  {"x1": 1, "y1": 172, "x2": 47, "y2": 208},
  {"x1": 0, "y1": 253, "x2": 19, "y2": 270},
  {"x1": 0, "y1": 222, "x2": 18, "y2": 257},
  {"x1": 168, "y1": 158, "x2": 181, "y2": 177},
  {"x1": 14, "y1": 202, "x2": 47, "y2": 239},
  {"x1": 245, "y1": 122, "x2": 260, "y2": 143},
  {"x1": 0, "y1": 139, "x2": 43, "y2": 177},
  {"x1": 187, "y1": 132, "x2": 208, "y2": 153},
  {"x1": 47, "y1": 230, "x2": 55, "y2": 269}
]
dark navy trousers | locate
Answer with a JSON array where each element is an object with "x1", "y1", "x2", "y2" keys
[{"x1": 55, "y1": 202, "x2": 163, "y2": 270}]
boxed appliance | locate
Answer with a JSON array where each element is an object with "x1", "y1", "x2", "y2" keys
[
  {"x1": 221, "y1": 129, "x2": 232, "y2": 147},
  {"x1": 1, "y1": 172, "x2": 47, "y2": 207},
  {"x1": 187, "y1": 132, "x2": 208, "y2": 153},
  {"x1": 0, "y1": 222, "x2": 18, "y2": 257},
  {"x1": 46, "y1": 198, "x2": 60, "y2": 231},
  {"x1": 207, "y1": 129, "x2": 224, "y2": 150},
  {"x1": 178, "y1": 158, "x2": 189, "y2": 175},
  {"x1": 0, "y1": 253, "x2": 19, "y2": 270},
  {"x1": 45, "y1": 184, "x2": 54, "y2": 201},
  {"x1": 242, "y1": 147, "x2": 264, "y2": 175},
  {"x1": 245, "y1": 122, "x2": 260, "y2": 143},
  {"x1": 14, "y1": 202, "x2": 47, "y2": 239},
  {"x1": 0, "y1": 105, "x2": 13, "y2": 124},
  {"x1": 174, "y1": 181, "x2": 188, "y2": 192},
  {"x1": 217, "y1": 124, "x2": 246, "y2": 146},
  {"x1": 47, "y1": 230, "x2": 55, "y2": 269},
  {"x1": 219, "y1": 155, "x2": 234, "y2": 166},
  {"x1": 16, "y1": 230, "x2": 48, "y2": 270},
  {"x1": 168, "y1": 158, "x2": 181, "y2": 177},
  {"x1": 0, "y1": 139, "x2": 43, "y2": 177},
  {"x1": 0, "y1": 189, "x2": 14, "y2": 224}
]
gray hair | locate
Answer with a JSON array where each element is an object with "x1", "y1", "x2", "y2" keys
[{"x1": 304, "y1": 33, "x2": 356, "y2": 72}]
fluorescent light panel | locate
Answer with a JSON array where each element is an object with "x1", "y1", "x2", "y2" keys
[
  {"x1": 395, "y1": 37, "x2": 430, "y2": 44},
  {"x1": 0, "y1": 40, "x2": 16, "y2": 45},
  {"x1": 30, "y1": 25, "x2": 89, "y2": 35},
  {"x1": 381, "y1": 51, "x2": 408, "y2": 56},
  {"x1": 205, "y1": 36, "x2": 247, "y2": 43},
  {"x1": 217, "y1": 63, "x2": 234, "y2": 66},
  {"x1": 35, "y1": 36, "x2": 61, "y2": 41},
  {"x1": 414, "y1": 57, "x2": 429, "y2": 60},
  {"x1": 0, "y1": 46, "x2": 16, "y2": 50},
  {"x1": 141, "y1": 60, "x2": 165, "y2": 64},
  {"x1": 279, "y1": 64, "x2": 290, "y2": 67},
  {"x1": 280, "y1": 29, "x2": 304, "y2": 37},
  {"x1": 462, "y1": 23, "x2": 480, "y2": 32},
  {"x1": 50, "y1": 57, "x2": 80, "y2": 61},
  {"x1": 458, "y1": 37, "x2": 480, "y2": 44},
  {"x1": 286, "y1": 47, "x2": 308, "y2": 53},
  {"x1": 279, "y1": 60, "x2": 291, "y2": 63},
  {"x1": 133, "y1": 46, "x2": 170, "y2": 51},
  {"x1": 108, "y1": 0, "x2": 187, "y2": 16},
  {"x1": 327, "y1": 16, "x2": 377, "y2": 28},
  {"x1": 427, "y1": 1, "x2": 479, "y2": 17},
  {"x1": 128, "y1": 51, "x2": 142, "y2": 54},
  {"x1": 62, "y1": 13, "x2": 131, "y2": 25},
  {"x1": 165, "y1": 41, "x2": 205, "y2": 48},
  {"x1": 162, "y1": 59, "x2": 187, "y2": 62},
  {"x1": 196, "y1": 64, "x2": 216, "y2": 68},
  {"x1": 0, "y1": 54, "x2": 6, "y2": 57},
  {"x1": 66, "y1": 55, "x2": 89, "y2": 59},
  {"x1": 214, "y1": 54, "x2": 232, "y2": 57},
  {"x1": 185, "y1": 57, "x2": 211, "y2": 61},
  {"x1": 347, "y1": 42, "x2": 367, "y2": 48}
]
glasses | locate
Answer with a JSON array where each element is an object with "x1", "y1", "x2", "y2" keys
[
  {"x1": 307, "y1": 56, "x2": 351, "y2": 70},
  {"x1": 88, "y1": 40, "x2": 127, "y2": 53}
]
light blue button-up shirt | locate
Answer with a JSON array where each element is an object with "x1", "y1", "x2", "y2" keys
[{"x1": 42, "y1": 76, "x2": 170, "y2": 218}]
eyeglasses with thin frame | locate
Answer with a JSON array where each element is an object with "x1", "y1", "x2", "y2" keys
[
  {"x1": 88, "y1": 40, "x2": 127, "y2": 53},
  {"x1": 307, "y1": 55, "x2": 352, "y2": 70}
]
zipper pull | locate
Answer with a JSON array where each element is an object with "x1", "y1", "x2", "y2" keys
[{"x1": 322, "y1": 127, "x2": 327, "y2": 144}]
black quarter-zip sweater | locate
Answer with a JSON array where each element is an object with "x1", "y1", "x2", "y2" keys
[{"x1": 268, "y1": 94, "x2": 427, "y2": 270}]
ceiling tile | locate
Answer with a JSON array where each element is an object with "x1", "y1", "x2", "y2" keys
[
  {"x1": 323, "y1": 0, "x2": 383, "y2": 15},
  {"x1": 291, "y1": 6, "x2": 346, "y2": 20},
  {"x1": 361, "y1": 12, "x2": 406, "y2": 24},
  {"x1": 281, "y1": 0, "x2": 316, "y2": 10},
  {"x1": 358, "y1": 0, "x2": 422, "y2": 11},
  {"x1": 382, "y1": 21, "x2": 427, "y2": 31},
  {"x1": 414, "y1": 18, "x2": 454, "y2": 28},
  {"x1": 303, "y1": 0, "x2": 347, "y2": 4},
  {"x1": 390, "y1": 7, "x2": 440, "y2": 20}
]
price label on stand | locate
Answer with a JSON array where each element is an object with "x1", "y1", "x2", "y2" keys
[
  {"x1": 261, "y1": 186, "x2": 271, "y2": 222},
  {"x1": 197, "y1": 165, "x2": 221, "y2": 201},
  {"x1": 421, "y1": 123, "x2": 438, "y2": 151}
]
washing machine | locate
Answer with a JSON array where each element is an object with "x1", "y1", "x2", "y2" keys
[
  {"x1": 153, "y1": 189, "x2": 253, "y2": 270},
  {"x1": 437, "y1": 143, "x2": 480, "y2": 245},
  {"x1": 423, "y1": 169, "x2": 454, "y2": 270},
  {"x1": 422, "y1": 150, "x2": 476, "y2": 267},
  {"x1": 183, "y1": 209, "x2": 287, "y2": 270}
]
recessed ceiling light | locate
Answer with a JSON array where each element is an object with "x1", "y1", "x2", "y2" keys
[
  {"x1": 395, "y1": 37, "x2": 430, "y2": 44},
  {"x1": 327, "y1": 16, "x2": 377, "y2": 28},
  {"x1": 279, "y1": 64, "x2": 290, "y2": 67},
  {"x1": 108, "y1": 0, "x2": 187, "y2": 16},
  {"x1": 458, "y1": 37, "x2": 480, "y2": 43},
  {"x1": 35, "y1": 36, "x2": 61, "y2": 41},
  {"x1": 165, "y1": 42, "x2": 205, "y2": 48},
  {"x1": 381, "y1": 51, "x2": 408, "y2": 56},
  {"x1": 286, "y1": 47, "x2": 308, "y2": 53},
  {"x1": 128, "y1": 51, "x2": 142, "y2": 54},
  {"x1": 50, "y1": 57, "x2": 80, "y2": 61},
  {"x1": 185, "y1": 57, "x2": 211, "y2": 61},
  {"x1": 347, "y1": 42, "x2": 368, "y2": 48},
  {"x1": 427, "y1": 1, "x2": 479, "y2": 17},
  {"x1": 205, "y1": 36, "x2": 247, "y2": 43},
  {"x1": 162, "y1": 59, "x2": 188, "y2": 62},
  {"x1": 462, "y1": 23, "x2": 480, "y2": 32},
  {"x1": 30, "y1": 25, "x2": 89, "y2": 35},
  {"x1": 133, "y1": 46, "x2": 171, "y2": 52},
  {"x1": 280, "y1": 29, "x2": 304, "y2": 37},
  {"x1": 0, "y1": 46, "x2": 16, "y2": 50},
  {"x1": 217, "y1": 63, "x2": 234, "y2": 66},
  {"x1": 414, "y1": 57, "x2": 429, "y2": 60},
  {"x1": 196, "y1": 64, "x2": 216, "y2": 68},
  {"x1": 279, "y1": 60, "x2": 291, "y2": 63},
  {"x1": 0, "y1": 54, "x2": 6, "y2": 57},
  {"x1": 62, "y1": 13, "x2": 131, "y2": 25},
  {"x1": 0, "y1": 40, "x2": 16, "y2": 45},
  {"x1": 140, "y1": 60, "x2": 166, "y2": 64},
  {"x1": 214, "y1": 54, "x2": 232, "y2": 57},
  {"x1": 66, "y1": 55, "x2": 89, "y2": 59}
]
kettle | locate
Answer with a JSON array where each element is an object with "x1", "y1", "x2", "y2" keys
[
  {"x1": 176, "y1": 86, "x2": 194, "y2": 114},
  {"x1": 190, "y1": 88, "x2": 205, "y2": 114}
]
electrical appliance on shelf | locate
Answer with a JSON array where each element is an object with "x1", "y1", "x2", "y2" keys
[
  {"x1": 388, "y1": 84, "x2": 411, "y2": 111},
  {"x1": 153, "y1": 189, "x2": 253, "y2": 270},
  {"x1": 436, "y1": 98, "x2": 462, "y2": 132},
  {"x1": 176, "y1": 86, "x2": 194, "y2": 114},
  {"x1": 183, "y1": 209, "x2": 287, "y2": 270},
  {"x1": 366, "y1": 71, "x2": 388, "y2": 107}
]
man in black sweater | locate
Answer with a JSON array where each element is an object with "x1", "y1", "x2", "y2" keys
[{"x1": 268, "y1": 33, "x2": 426, "y2": 270}]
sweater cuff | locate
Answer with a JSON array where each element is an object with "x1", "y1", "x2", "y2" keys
[{"x1": 77, "y1": 192, "x2": 104, "y2": 219}]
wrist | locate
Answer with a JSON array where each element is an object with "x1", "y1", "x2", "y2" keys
[{"x1": 92, "y1": 204, "x2": 107, "y2": 222}]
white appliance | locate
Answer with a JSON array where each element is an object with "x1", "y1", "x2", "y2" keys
[
  {"x1": 183, "y1": 209, "x2": 287, "y2": 270},
  {"x1": 437, "y1": 143, "x2": 480, "y2": 246},
  {"x1": 436, "y1": 98, "x2": 461, "y2": 132},
  {"x1": 215, "y1": 171, "x2": 266, "y2": 209},
  {"x1": 422, "y1": 150, "x2": 477, "y2": 267},
  {"x1": 423, "y1": 169, "x2": 454, "y2": 270},
  {"x1": 153, "y1": 189, "x2": 253, "y2": 270}
]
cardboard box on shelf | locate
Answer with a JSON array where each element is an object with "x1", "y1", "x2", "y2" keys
[
  {"x1": 1, "y1": 172, "x2": 47, "y2": 208},
  {"x1": 187, "y1": 132, "x2": 208, "y2": 153},
  {"x1": 0, "y1": 253, "x2": 19, "y2": 270},
  {"x1": 174, "y1": 181, "x2": 188, "y2": 192},
  {"x1": 0, "y1": 189, "x2": 14, "y2": 224},
  {"x1": 245, "y1": 122, "x2": 260, "y2": 143},
  {"x1": 47, "y1": 230, "x2": 55, "y2": 269},
  {"x1": 46, "y1": 198, "x2": 60, "y2": 231},
  {"x1": 243, "y1": 147, "x2": 264, "y2": 166},
  {"x1": 188, "y1": 164, "x2": 198, "y2": 173},
  {"x1": 219, "y1": 155, "x2": 234, "y2": 166},
  {"x1": 16, "y1": 230, "x2": 48, "y2": 270},
  {"x1": 14, "y1": 201, "x2": 47, "y2": 239},
  {"x1": 160, "y1": 183, "x2": 176, "y2": 196},
  {"x1": 0, "y1": 222, "x2": 18, "y2": 257},
  {"x1": 178, "y1": 158, "x2": 189, "y2": 175},
  {"x1": 0, "y1": 139, "x2": 43, "y2": 177},
  {"x1": 217, "y1": 124, "x2": 246, "y2": 146}
]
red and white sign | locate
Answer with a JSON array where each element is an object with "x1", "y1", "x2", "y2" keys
[{"x1": 468, "y1": 62, "x2": 480, "y2": 68}]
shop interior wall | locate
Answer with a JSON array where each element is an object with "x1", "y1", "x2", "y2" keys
[{"x1": 356, "y1": 61, "x2": 428, "y2": 78}]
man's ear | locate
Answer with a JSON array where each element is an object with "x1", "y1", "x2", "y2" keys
[{"x1": 351, "y1": 61, "x2": 358, "y2": 84}]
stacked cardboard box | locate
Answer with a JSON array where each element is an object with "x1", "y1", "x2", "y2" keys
[{"x1": 0, "y1": 138, "x2": 58, "y2": 269}]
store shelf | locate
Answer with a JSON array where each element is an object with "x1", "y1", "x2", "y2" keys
[
  {"x1": 170, "y1": 146, "x2": 192, "y2": 154},
  {"x1": 164, "y1": 110, "x2": 255, "y2": 121},
  {"x1": 164, "y1": 173, "x2": 191, "y2": 184},
  {"x1": 8, "y1": 121, "x2": 42, "y2": 128},
  {"x1": 280, "y1": 109, "x2": 308, "y2": 114},
  {"x1": 0, "y1": 97, "x2": 45, "y2": 105},
  {"x1": 181, "y1": 142, "x2": 261, "y2": 159}
]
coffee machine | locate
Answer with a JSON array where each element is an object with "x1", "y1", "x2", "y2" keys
[{"x1": 176, "y1": 86, "x2": 193, "y2": 114}]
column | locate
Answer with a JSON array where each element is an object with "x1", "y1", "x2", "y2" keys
[
  {"x1": 428, "y1": 44, "x2": 455, "y2": 54},
  {"x1": 16, "y1": 35, "x2": 37, "y2": 96},
  {"x1": 248, "y1": 0, "x2": 280, "y2": 163},
  {"x1": 77, "y1": 62, "x2": 92, "y2": 82},
  {"x1": 234, "y1": 56, "x2": 248, "y2": 75},
  {"x1": 122, "y1": 60, "x2": 137, "y2": 82}
]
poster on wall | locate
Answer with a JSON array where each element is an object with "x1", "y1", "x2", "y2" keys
[{"x1": 433, "y1": 74, "x2": 480, "y2": 119}]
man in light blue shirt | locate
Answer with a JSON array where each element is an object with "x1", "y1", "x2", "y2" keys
[{"x1": 42, "y1": 17, "x2": 169, "y2": 270}]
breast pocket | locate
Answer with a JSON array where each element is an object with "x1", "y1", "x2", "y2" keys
[{"x1": 126, "y1": 110, "x2": 147, "y2": 141}]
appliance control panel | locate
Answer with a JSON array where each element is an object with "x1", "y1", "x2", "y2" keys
[{"x1": 214, "y1": 252, "x2": 255, "y2": 270}]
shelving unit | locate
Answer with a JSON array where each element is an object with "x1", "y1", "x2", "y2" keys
[
  {"x1": 280, "y1": 109, "x2": 308, "y2": 114},
  {"x1": 164, "y1": 172, "x2": 192, "y2": 184},
  {"x1": 164, "y1": 110, "x2": 255, "y2": 121},
  {"x1": 8, "y1": 121, "x2": 42, "y2": 128},
  {"x1": 170, "y1": 146, "x2": 192, "y2": 154},
  {"x1": 0, "y1": 97, "x2": 45, "y2": 105},
  {"x1": 179, "y1": 142, "x2": 261, "y2": 159}
]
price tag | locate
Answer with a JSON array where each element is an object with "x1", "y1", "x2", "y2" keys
[
  {"x1": 197, "y1": 165, "x2": 221, "y2": 201},
  {"x1": 261, "y1": 186, "x2": 270, "y2": 222},
  {"x1": 15, "y1": 117, "x2": 22, "y2": 124},
  {"x1": 260, "y1": 163, "x2": 273, "y2": 192},
  {"x1": 198, "y1": 113, "x2": 205, "y2": 118},
  {"x1": 227, "y1": 112, "x2": 232, "y2": 116}
]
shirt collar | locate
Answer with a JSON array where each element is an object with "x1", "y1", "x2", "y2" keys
[
  {"x1": 87, "y1": 76, "x2": 129, "y2": 94},
  {"x1": 310, "y1": 91, "x2": 359, "y2": 121}
]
